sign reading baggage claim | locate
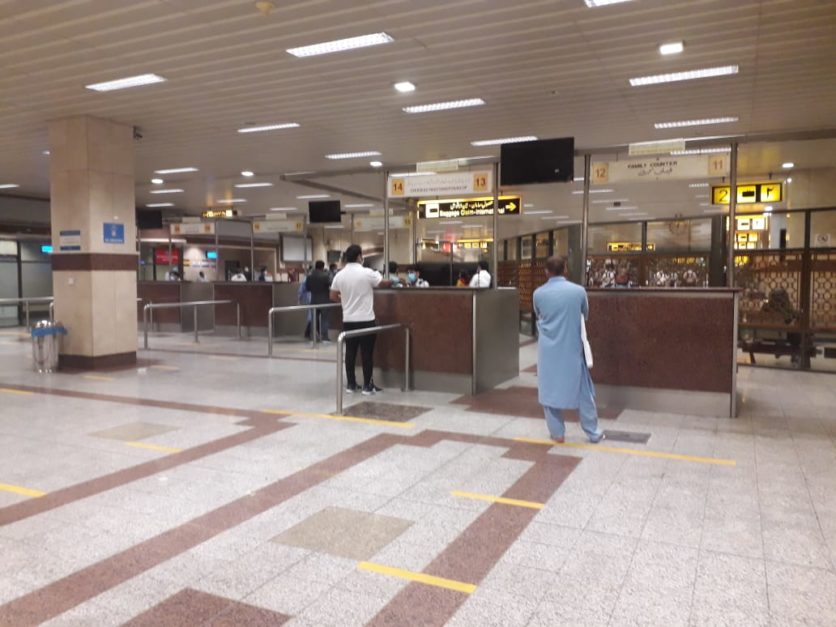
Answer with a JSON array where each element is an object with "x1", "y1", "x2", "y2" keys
[
  {"x1": 418, "y1": 196, "x2": 521, "y2": 219},
  {"x1": 711, "y1": 182, "x2": 782, "y2": 205}
]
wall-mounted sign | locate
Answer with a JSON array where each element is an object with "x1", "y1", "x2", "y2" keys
[
  {"x1": 389, "y1": 170, "x2": 493, "y2": 198},
  {"x1": 456, "y1": 238, "x2": 493, "y2": 249},
  {"x1": 103, "y1": 222, "x2": 125, "y2": 244},
  {"x1": 607, "y1": 242, "x2": 657, "y2": 252},
  {"x1": 154, "y1": 248, "x2": 181, "y2": 265},
  {"x1": 353, "y1": 215, "x2": 411, "y2": 231},
  {"x1": 418, "y1": 196, "x2": 520, "y2": 219},
  {"x1": 712, "y1": 182, "x2": 782, "y2": 205},
  {"x1": 201, "y1": 209, "x2": 239, "y2": 219},
  {"x1": 735, "y1": 214, "x2": 769, "y2": 231},
  {"x1": 252, "y1": 219, "x2": 304, "y2": 234},
  {"x1": 170, "y1": 222, "x2": 215, "y2": 235},
  {"x1": 591, "y1": 154, "x2": 729, "y2": 184},
  {"x1": 58, "y1": 229, "x2": 81, "y2": 251}
]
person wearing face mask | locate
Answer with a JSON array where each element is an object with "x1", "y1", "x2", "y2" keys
[{"x1": 405, "y1": 266, "x2": 429, "y2": 288}]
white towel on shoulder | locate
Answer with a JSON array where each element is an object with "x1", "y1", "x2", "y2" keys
[{"x1": 581, "y1": 317, "x2": 593, "y2": 369}]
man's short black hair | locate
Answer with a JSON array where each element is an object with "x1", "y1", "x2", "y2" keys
[
  {"x1": 315, "y1": 260, "x2": 325, "y2": 270},
  {"x1": 388, "y1": 261, "x2": 398, "y2": 273},
  {"x1": 345, "y1": 244, "x2": 362, "y2": 263},
  {"x1": 478, "y1": 260, "x2": 489, "y2": 271},
  {"x1": 546, "y1": 255, "x2": 567, "y2": 276}
]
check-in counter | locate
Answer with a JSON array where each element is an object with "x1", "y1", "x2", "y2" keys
[{"x1": 585, "y1": 288, "x2": 740, "y2": 417}]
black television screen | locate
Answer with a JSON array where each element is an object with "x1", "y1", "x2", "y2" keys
[
  {"x1": 136, "y1": 209, "x2": 163, "y2": 230},
  {"x1": 500, "y1": 137, "x2": 575, "y2": 185},
  {"x1": 309, "y1": 200, "x2": 342, "y2": 223}
]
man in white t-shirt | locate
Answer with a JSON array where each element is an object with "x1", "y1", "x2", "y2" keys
[
  {"x1": 469, "y1": 260, "x2": 491, "y2": 288},
  {"x1": 330, "y1": 245, "x2": 392, "y2": 395}
]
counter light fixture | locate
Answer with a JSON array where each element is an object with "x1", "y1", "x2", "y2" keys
[
  {"x1": 154, "y1": 167, "x2": 198, "y2": 174},
  {"x1": 782, "y1": 162, "x2": 794, "y2": 169},
  {"x1": 149, "y1": 188, "x2": 184, "y2": 194},
  {"x1": 470, "y1": 136, "x2": 537, "y2": 146},
  {"x1": 403, "y1": 98, "x2": 485, "y2": 114},
  {"x1": 0, "y1": 183, "x2": 20, "y2": 189},
  {"x1": 671, "y1": 147, "x2": 731, "y2": 155},
  {"x1": 297, "y1": 194, "x2": 330, "y2": 199},
  {"x1": 85, "y1": 73, "x2": 166, "y2": 92},
  {"x1": 655, "y1": 117, "x2": 738, "y2": 128},
  {"x1": 325, "y1": 151, "x2": 381, "y2": 160},
  {"x1": 216, "y1": 198, "x2": 246, "y2": 204},
  {"x1": 658, "y1": 42, "x2": 684, "y2": 56},
  {"x1": 369, "y1": 161, "x2": 383, "y2": 167},
  {"x1": 234, "y1": 182, "x2": 273, "y2": 188},
  {"x1": 146, "y1": 203, "x2": 174, "y2": 208},
  {"x1": 584, "y1": 0, "x2": 633, "y2": 6},
  {"x1": 287, "y1": 32, "x2": 393, "y2": 57},
  {"x1": 241, "y1": 170, "x2": 255, "y2": 177},
  {"x1": 394, "y1": 81, "x2": 416, "y2": 93},
  {"x1": 629, "y1": 65, "x2": 738, "y2": 87},
  {"x1": 151, "y1": 178, "x2": 164, "y2": 184},
  {"x1": 237, "y1": 123, "x2": 300, "y2": 133},
  {"x1": 270, "y1": 207, "x2": 297, "y2": 211}
]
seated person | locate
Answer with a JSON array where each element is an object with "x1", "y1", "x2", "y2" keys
[{"x1": 406, "y1": 267, "x2": 429, "y2": 288}]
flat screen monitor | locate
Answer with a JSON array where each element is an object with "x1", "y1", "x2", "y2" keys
[
  {"x1": 500, "y1": 137, "x2": 575, "y2": 185},
  {"x1": 309, "y1": 200, "x2": 342, "y2": 223},
  {"x1": 136, "y1": 209, "x2": 163, "y2": 230}
]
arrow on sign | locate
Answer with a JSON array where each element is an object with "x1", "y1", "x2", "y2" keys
[{"x1": 507, "y1": 202, "x2": 517, "y2": 210}]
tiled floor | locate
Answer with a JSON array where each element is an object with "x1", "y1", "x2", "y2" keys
[{"x1": 0, "y1": 331, "x2": 834, "y2": 625}]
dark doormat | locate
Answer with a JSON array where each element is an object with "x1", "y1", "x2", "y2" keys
[
  {"x1": 603, "y1": 430, "x2": 651, "y2": 444},
  {"x1": 335, "y1": 401, "x2": 431, "y2": 423}
]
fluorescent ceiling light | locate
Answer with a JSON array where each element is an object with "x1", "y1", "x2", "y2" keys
[
  {"x1": 786, "y1": 177, "x2": 792, "y2": 183},
  {"x1": 439, "y1": 221, "x2": 463, "y2": 225},
  {"x1": 216, "y1": 198, "x2": 246, "y2": 204},
  {"x1": 630, "y1": 138, "x2": 685, "y2": 155},
  {"x1": 345, "y1": 203, "x2": 374, "y2": 208},
  {"x1": 368, "y1": 161, "x2": 383, "y2": 168},
  {"x1": 151, "y1": 178, "x2": 164, "y2": 184},
  {"x1": 526, "y1": 210, "x2": 554, "y2": 215},
  {"x1": 234, "y1": 182, "x2": 273, "y2": 188},
  {"x1": 394, "y1": 81, "x2": 416, "y2": 93},
  {"x1": 694, "y1": 194, "x2": 709, "y2": 198},
  {"x1": 471, "y1": 136, "x2": 537, "y2": 146},
  {"x1": 630, "y1": 65, "x2": 738, "y2": 87},
  {"x1": 403, "y1": 98, "x2": 485, "y2": 114},
  {"x1": 85, "y1": 73, "x2": 166, "y2": 92},
  {"x1": 146, "y1": 203, "x2": 174, "y2": 208},
  {"x1": 0, "y1": 183, "x2": 20, "y2": 189},
  {"x1": 699, "y1": 202, "x2": 710, "y2": 207},
  {"x1": 237, "y1": 123, "x2": 299, "y2": 133},
  {"x1": 584, "y1": 0, "x2": 633, "y2": 6},
  {"x1": 782, "y1": 162, "x2": 794, "y2": 169},
  {"x1": 541, "y1": 215, "x2": 571, "y2": 220},
  {"x1": 592, "y1": 198, "x2": 629, "y2": 204},
  {"x1": 391, "y1": 171, "x2": 436, "y2": 177},
  {"x1": 149, "y1": 188, "x2": 184, "y2": 194},
  {"x1": 42, "y1": 150, "x2": 50, "y2": 155},
  {"x1": 523, "y1": 203, "x2": 534, "y2": 208},
  {"x1": 605, "y1": 206, "x2": 638, "y2": 211},
  {"x1": 671, "y1": 147, "x2": 731, "y2": 155},
  {"x1": 325, "y1": 151, "x2": 381, "y2": 160},
  {"x1": 574, "y1": 177, "x2": 585, "y2": 182},
  {"x1": 154, "y1": 167, "x2": 198, "y2": 174},
  {"x1": 659, "y1": 42, "x2": 684, "y2": 56},
  {"x1": 287, "y1": 32, "x2": 393, "y2": 58},
  {"x1": 572, "y1": 189, "x2": 613, "y2": 194},
  {"x1": 655, "y1": 117, "x2": 738, "y2": 129},
  {"x1": 241, "y1": 170, "x2": 254, "y2": 177},
  {"x1": 689, "y1": 182, "x2": 709, "y2": 188},
  {"x1": 297, "y1": 194, "x2": 330, "y2": 199},
  {"x1": 270, "y1": 207, "x2": 297, "y2": 211}
]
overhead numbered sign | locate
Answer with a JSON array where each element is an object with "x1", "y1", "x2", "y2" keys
[
  {"x1": 711, "y1": 182, "x2": 783, "y2": 205},
  {"x1": 388, "y1": 171, "x2": 493, "y2": 198}
]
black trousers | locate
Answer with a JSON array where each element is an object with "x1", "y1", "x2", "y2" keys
[{"x1": 343, "y1": 320, "x2": 376, "y2": 387}]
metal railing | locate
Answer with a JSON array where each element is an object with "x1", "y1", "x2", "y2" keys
[
  {"x1": 267, "y1": 303, "x2": 341, "y2": 356},
  {"x1": 142, "y1": 300, "x2": 240, "y2": 349},
  {"x1": 0, "y1": 296, "x2": 54, "y2": 330},
  {"x1": 336, "y1": 323, "x2": 410, "y2": 415}
]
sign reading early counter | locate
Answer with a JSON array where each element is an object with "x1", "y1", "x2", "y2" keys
[
  {"x1": 418, "y1": 196, "x2": 521, "y2": 219},
  {"x1": 591, "y1": 154, "x2": 729, "y2": 184},
  {"x1": 389, "y1": 171, "x2": 493, "y2": 198}
]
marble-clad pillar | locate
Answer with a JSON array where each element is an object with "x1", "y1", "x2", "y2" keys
[{"x1": 49, "y1": 116, "x2": 137, "y2": 369}]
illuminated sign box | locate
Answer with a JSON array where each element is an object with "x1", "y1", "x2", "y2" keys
[
  {"x1": 418, "y1": 196, "x2": 521, "y2": 219},
  {"x1": 711, "y1": 183, "x2": 782, "y2": 205},
  {"x1": 201, "y1": 209, "x2": 239, "y2": 219}
]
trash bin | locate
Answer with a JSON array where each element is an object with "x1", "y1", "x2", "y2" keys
[{"x1": 31, "y1": 320, "x2": 67, "y2": 373}]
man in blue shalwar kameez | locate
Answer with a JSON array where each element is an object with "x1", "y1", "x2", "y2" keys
[{"x1": 533, "y1": 256, "x2": 604, "y2": 444}]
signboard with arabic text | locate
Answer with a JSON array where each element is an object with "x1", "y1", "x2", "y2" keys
[
  {"x1": 389, "y1": 171, "x2": 493, "y2": 198},
  {"x1": 591, "y1": 154, "x2": 729, "y2": 184},
  {"x1": 417, "y1": 196, "x2": 521, "y2": 219}
]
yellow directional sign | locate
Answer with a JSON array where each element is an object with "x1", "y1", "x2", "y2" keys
[
  {"x1": 760, "y1": 183, "x2": 782, "y2": 202},
  {"x1": 711, "y1": 182, "x2": 783, "y2": 205}
]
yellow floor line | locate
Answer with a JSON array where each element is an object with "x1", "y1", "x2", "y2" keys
[
  {"x1": 0, "y1": 482, "x2": 45, "y2": 498},
  {"x1": 149, "y1": 365, "x2": 180, "y2": 371},
  {"x1": 82, "y1": 375, "x2": 113, "y2": 382},
  {"x1": 262, "y1": 409, "x2": 414, "y2": 430},
  {"x1": 513, "y1": 437, "x2": 736, "y2": 466},
  {"x1": 125, "y1": 441, "x2": 183, "y2": 454},
  {"x1": 357, "y1": 562, "x2": 476, "y2": 594},
  {"x1": 450, "y1": 490, "x2": 544, "y2": 510},
  {"x1": 0, "y1": 387, "x2": 33, "y2": 396}
]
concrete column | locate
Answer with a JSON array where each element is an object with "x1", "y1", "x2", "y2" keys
[{"x1": 49, "y1": 116, "x2": 137, "y2": 369}]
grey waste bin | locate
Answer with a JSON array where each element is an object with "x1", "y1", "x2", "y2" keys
[{"x1": 31, "y1": 320, "x2": 66, "y2": 373}]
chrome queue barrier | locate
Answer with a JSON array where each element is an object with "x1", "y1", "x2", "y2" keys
[
  {"x1": 142, "y1": 299, "x2": 240, "y2": 349},
  {"x1": 335, "y1": 323, "x2": 410, "y2": 415},
  {"x1": 0, "y1": 296, "x2": 54, "y2": 330},
  {"x1": 267, "y1": 303, "x2": 341, "y2": 356}
]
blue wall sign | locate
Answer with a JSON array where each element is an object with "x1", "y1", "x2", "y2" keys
[{"x1": 103, "y1": 223, "x2": 125, "y2": 244}]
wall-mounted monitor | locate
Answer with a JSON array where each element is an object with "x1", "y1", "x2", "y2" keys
[
  {"x1": 500, "y1": 137, "x2": 575, "y2": 185},
  {"x1": 136, "y1": 209, "x2": 163, "y2": 229},
  {"x1": 309, "y1": 200, "x2": 342, "y2": 223}
]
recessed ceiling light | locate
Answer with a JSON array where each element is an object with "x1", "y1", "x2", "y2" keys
[
  {"x1": 241, "y1": 171, "x2": 255, "y2": 177},
  {"x1": 146, "y1": 203, "x2": 174, "y2": 208},
  {"x1": 782, "y1": 162, "x2": 794, "y2": 169},
  {"x1": 345, "y1": 203, "x2": 374, "y2": 208},
  {"x1": 470, "y1": 136, "x2": 537, "y2": 146},
  {"x1": 572, "y1": 189, "x2": 613, "y2": 194},
  {"x1": 151, "y1": 178, "x2": 164, "y2": 184},
  {"x1": 584, "y1": 0, "x2": 633, "y2": 6},
  {"x1": 394, "y1": 81, "x2": 416, "y2": 93},
  {"x1": 234, "y1": 182, "x2": 273, "y2": 188},
  {"x1": 325, "y1": 151, "x2": 382, "y2": 160},
  {"x1": 786, "y1": 177, "x2": 792, "y2": 183},
  {"x1": 270, "y1": 207, "x2": 298, "y2": 211},
  {"x1": 287, "y1": 32, "x2": 393, "y2": 58},
  {"x1": 0, "y1": 183, "x2": 20, "y2": 189},
  {"x1": 655, "y1": 117, "x2": 738, "y2": 129},
  {"x1": 154, "y1": 167, "x2": 198, "y2": 174},
  {"x1": 629, "y1": 65, "x2": 738, "y2": 87},
  {"x1": 764, "y1": 205, "x2": 773, "y2": 212},
  {"x1": 671, "y1": 147, "x2": 731, "y2": 155},
  {"x1": 85, "y1": 73, "x2": 166, "y2": 92},
  {"x1": 237, "y1": 123, "x2": 300, "y2": 133},
  {"x1": 149, "y1": 188, "x2": 184, "y2": 194},
  {"x1": 216, "y1": 198, "x2": 247, "y2": 204},
  {"x1": 403, "y1": 99, "x2": 485, "y2": 114},
  {"x1": 659, "y1": 42, "x2": 684, "y2": 56},
  {"x1": 297, "y1": 194, "x2": 330, "y2": 199},
  {"x1": 370, "y1": 161, "x2": 383, "y2": 168},
  {"x1": 689, "y1": 182, "x2": 709, "y2": 188},
  {"x1": 42, "y1": 150, "x2": 50, "y2": 156}
]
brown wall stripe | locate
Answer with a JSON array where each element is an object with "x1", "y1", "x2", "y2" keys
[{"x1": 52, "y1": 253, "x2": 137, "y2": 271}]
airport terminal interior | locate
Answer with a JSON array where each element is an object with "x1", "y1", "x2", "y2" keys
[{"x1": 1, "y1": 1, "x2": 835, "y2": 625}]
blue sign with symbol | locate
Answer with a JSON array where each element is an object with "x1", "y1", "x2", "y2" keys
[{"x1": 103, "y1": 223, "x2": 125, "y2": 244}]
